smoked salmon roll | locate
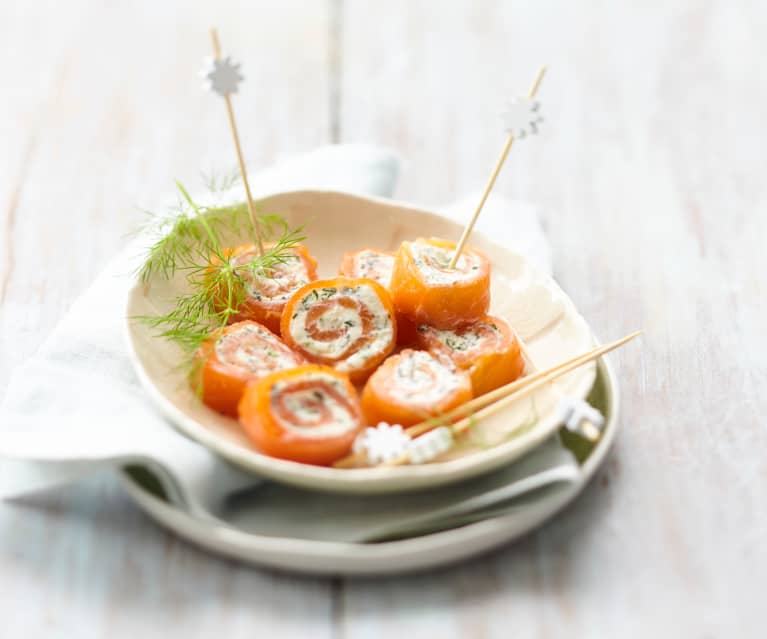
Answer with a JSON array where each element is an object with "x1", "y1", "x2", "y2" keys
[
  {"x1": 238, "y1": 365, "x2": 364, "y2": 465},
  {"x1": 194, "y1": 320, "x2": 305, "y2": 416},
  {"x1": 415, "y1": 315, "x2": 526, "y2": 397},
  {"x1": 361, "y1": 349, "x2": 473, "y2": 427},
  {"x1": 280, "y1": 277, "x2": 397, "y2": 383},
  {"x1": 338, "y1": 248, "x2": 395, "y2": 288},
  {"x1": 390, "y1": 237, "x2": 491, "y2": 330},
  {"x1": 212, "y1": 242, "x2": 318, "y2": 334},
  {"x1": 338, "y1": 248, "x2": 422, "y2": 347}
]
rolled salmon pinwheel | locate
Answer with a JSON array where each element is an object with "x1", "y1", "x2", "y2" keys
[
  {"x1": 194, "y1": 320, "x2": 305, "y2": 416},
  {"x1": 212, "y1": 242, "x2": 318, "y2": 334},
  {"x1": 415, "y1": 315, "x2": 526, "y2": 397},
  {"x1": 361, "y1": 349, "x2": 473, "y2": 427},
  {"x1": 390, "y1": 237, "x2": 491, "y2": 329},
  {"x1": 280, "y1": 277, "x2": 397, "y2": 383},
  {"x1": 338, "y1": 248, "x2": 395, "y2": 288},
  {"x1": 238, "y1": 365, "x2": 364, "y2": 465}
]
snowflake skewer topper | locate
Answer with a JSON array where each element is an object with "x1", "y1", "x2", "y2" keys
[
  {"x1": 201, "y1": 55, "x2": 244, "y2": 96},
  {"x1": 353, "y1": 422, "x2": 411, "y2": 465},
  {"x1": 407, "y1": 427, "x2": 454, "y2": 464},
  {"x1": 502, "y1": 96, "x2": 543, "y2": 139},
  {"x1": 557, "y1": 397, "x2": 605, "y2": 442},
  {"x1": 448, "y1": 65, "x2": 547, "y2": 268},
  {"x1": 352, "y1": 422, "x2": 455, "y2": 467}
]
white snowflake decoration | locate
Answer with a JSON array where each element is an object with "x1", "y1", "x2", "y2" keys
[
  {"x1": 408, "y1": 426, "x2": 454, "y2": 464},
  {"x1": 557, "y1": 397, "x2": 604, "y2": 439},
  {"x1": 353, "y1": 422, "x2": 410, "y2": 465},
  {"x1": 201, "y1": 56, "x2": 244, "y2": 96},
  {"x1": 502, "y1": 96, "x2": 543, "y2": 139}
]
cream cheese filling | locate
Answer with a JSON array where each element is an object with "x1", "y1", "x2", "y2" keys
[
  {"x1": 409, "y1": 242, "x2": 483, "y2": 285},
  {"x1": 271, "y1": 373, "x2": 357, "y2": 438},
  {"x1": 392, "y1": 351, "x2": 463, "y2": 406},
  {"x1": 215, "y1": 324, "x2": 295, "y2": 374},
  {"x1": 353, "y1": 250, "x2": 394, "y2": 287},
  {"x1": 288, "y1": 284, "x2": 393, "y2": 372}
]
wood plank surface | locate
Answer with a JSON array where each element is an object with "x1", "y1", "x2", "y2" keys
[
  {"x1": 339, "y1": 1, "x2": 767, "y2": 636},
  {"x1": 1, "y1": 1, "x2": 766, "y2": 637},
  {"x1": 0, "y1": 2, "x2": 336, "y2": 638}
]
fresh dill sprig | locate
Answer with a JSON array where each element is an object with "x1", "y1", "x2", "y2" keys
[
  {"x1": 201, "y1": 165, "x2": 241, "y2": 194},
  {"x1": 136, "y1": 178, "x2": 306, "y2": 353},
  {"x1": 138, "y1": 180, "x2": 302, "y2": 283},
  {"x1": 139, "y1": 181, "x2": 250, "y2": 282}
]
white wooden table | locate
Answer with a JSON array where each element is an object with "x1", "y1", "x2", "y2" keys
[{"x1": 2, "y1": 1, "x2": 765, "y2": 636}]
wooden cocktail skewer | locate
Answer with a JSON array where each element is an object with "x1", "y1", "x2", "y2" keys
[
  {"x1": 407, "y1": 331, "x2": 639, "y2": 438},
  {"x1": 443, "y1": 64, "x2": 599, "y2": 437},
  {"x1": 334, "y1": 330, "x2": 641, "y2": 468},
  {"x1": 207, "y1": 28, "x2": 265, "y2": 256},
  {"x1": 377, "y1": 330, "x2": 640, "y2": 468},
  {"x1": 513, "y1": 329, "x2": 604, "y2": 441},
  {"x1": 448, "y1": 65, "x2": 547, "y2": 269}
]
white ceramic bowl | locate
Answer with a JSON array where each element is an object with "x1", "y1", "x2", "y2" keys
[{"x1": 125, "y1": 190, "x2": 597, "y2": 494}]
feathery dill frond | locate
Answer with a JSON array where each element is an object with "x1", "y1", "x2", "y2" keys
[
  {"x1": 201, "y1": 165, "x2": 241, "y2": 193},
  {"x1": 138, "y1": 179, "x2": 287, "y2": 282},
  {"x1": 136, "y1": 177, "x2": 307, "y2": 353}
]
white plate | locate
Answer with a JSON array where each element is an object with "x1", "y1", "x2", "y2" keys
[
  {"x1": 121, "y1": 358, "x2": 618, "y2": 576},
  {"x1": 125, "y1": 190, "x2": 597, "y2": 494}
]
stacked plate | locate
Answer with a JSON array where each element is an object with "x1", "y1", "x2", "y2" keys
[{"x1": 125, "y1": 191, "x2": 619, "y2": 576}]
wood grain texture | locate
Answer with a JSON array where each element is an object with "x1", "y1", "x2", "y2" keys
[
  {"x1": 339, "y1": 1, "x2": 767, "y2": 637},
  {"x1": 1, "y1": 0, "x2": 766, "y2": 637},
  {"x1": 0, "y1": 2, "x2": 336, "y2": 638}
]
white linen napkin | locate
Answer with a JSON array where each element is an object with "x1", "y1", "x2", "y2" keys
[{"x1": 0, "y1": 144, "x2": 554, "y2": 504}]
